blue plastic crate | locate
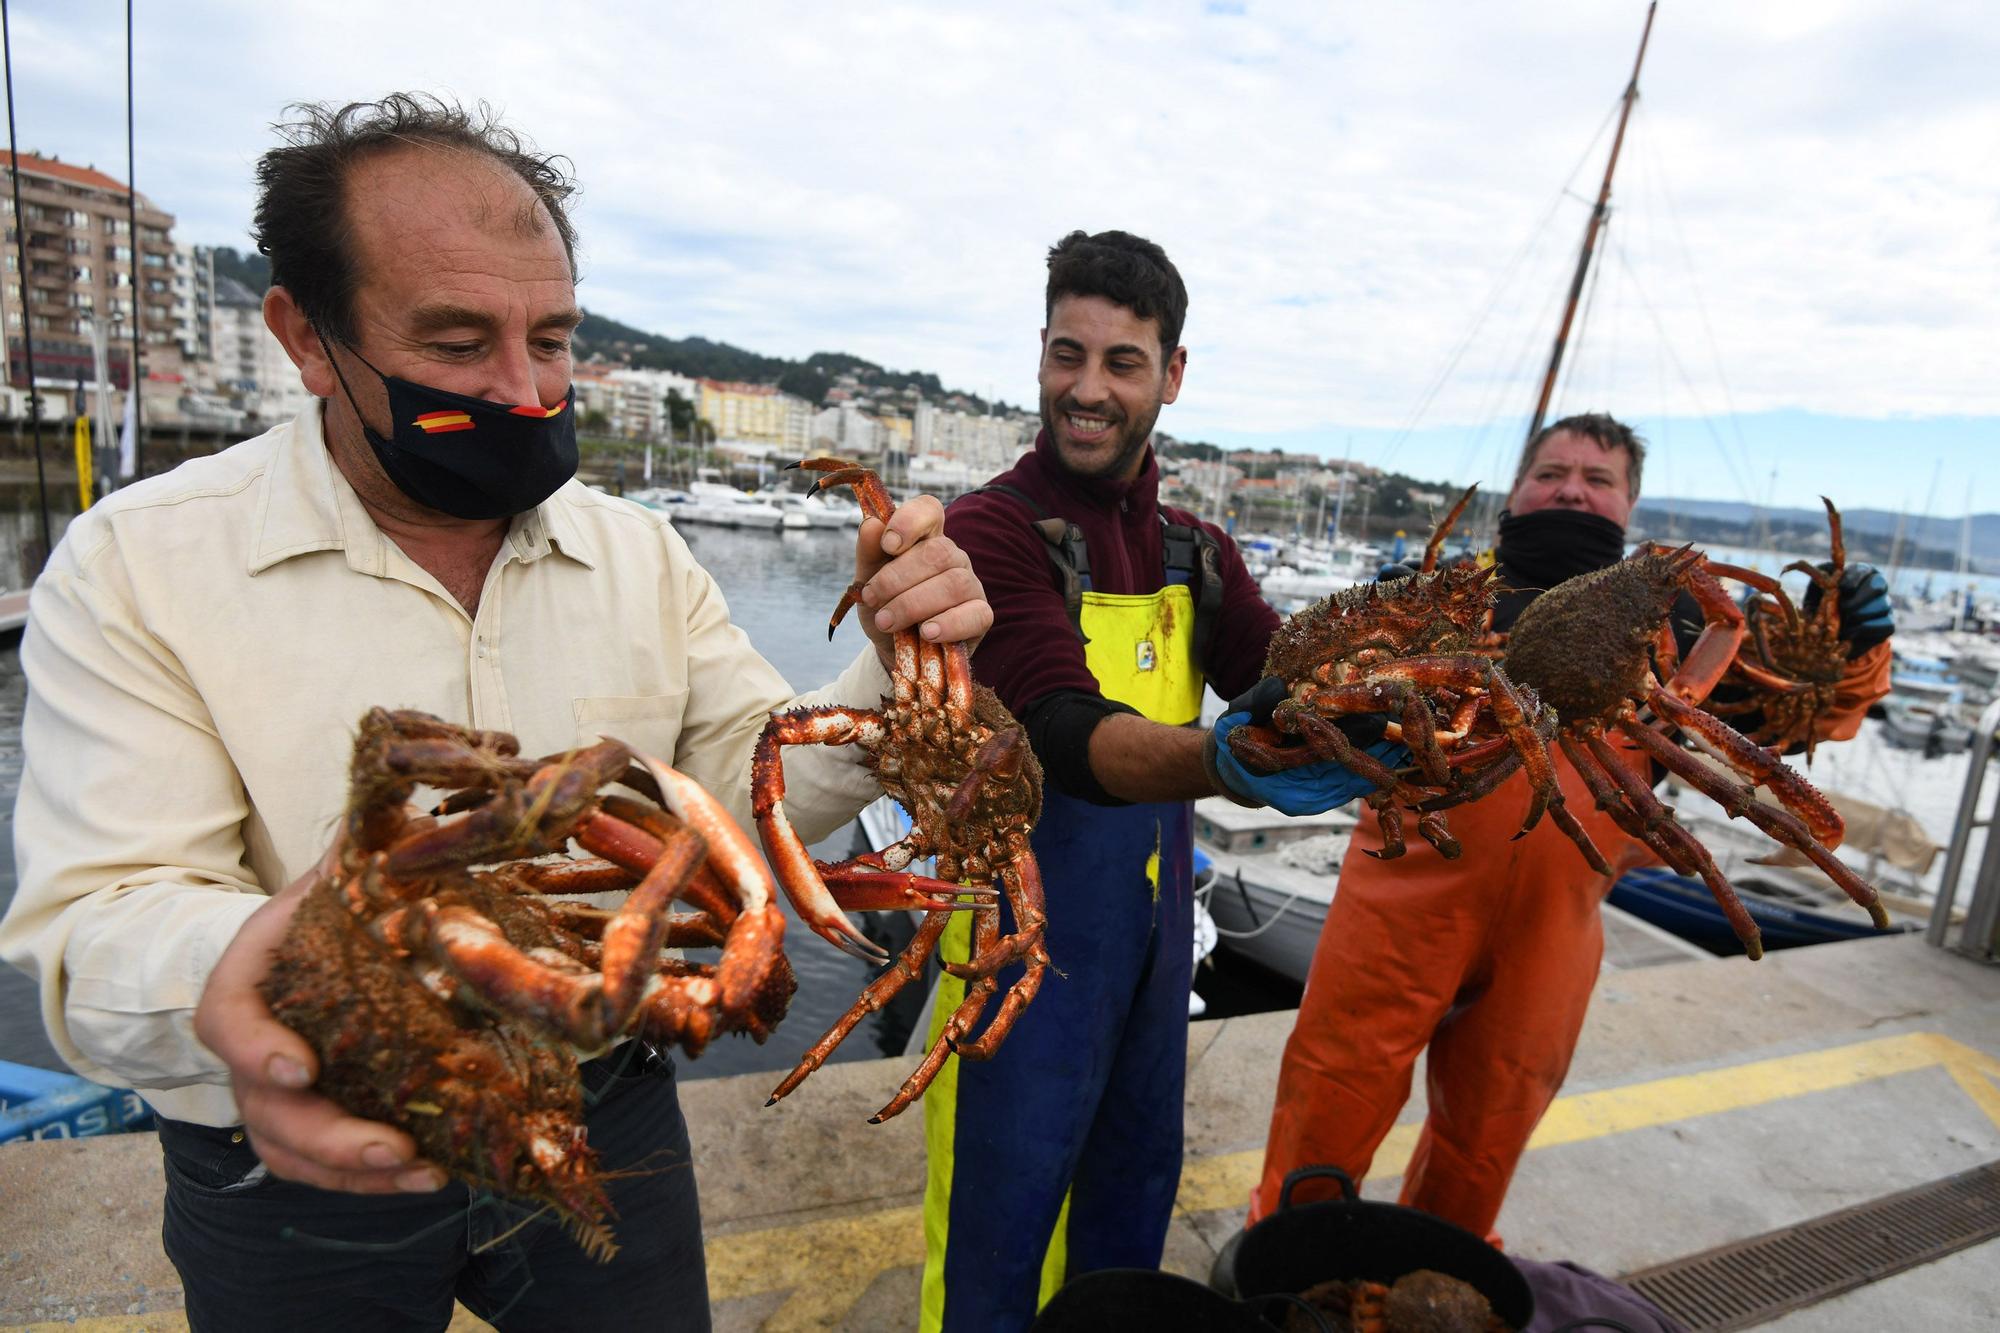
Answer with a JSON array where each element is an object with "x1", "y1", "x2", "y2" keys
[{"x1": 0, "y1": 1060, "x2": 153, "y2": 1143}]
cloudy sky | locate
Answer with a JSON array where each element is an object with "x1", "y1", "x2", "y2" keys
[{"x1": 12, "y1": 1, "x2": 1995, "y2": 513}]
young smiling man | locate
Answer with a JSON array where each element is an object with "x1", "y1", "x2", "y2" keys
[{"x1": 928, "y1": 230, "x2": 1379, "y2": 1331}]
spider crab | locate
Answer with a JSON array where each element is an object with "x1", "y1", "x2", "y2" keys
[
  {"x1": 1226, "y1": 485, "x2": 1604, "y2": 870},
  {"x1": 262, "y1": 708, "x2": 791, "y2": 1259},
  {"x1": 1496, "y1": 543, "x2": 1889, "y2": 959},
  {"x1": 1701, "y1": 497, "x2": 1856, "y2": 759},
  {"x1": 752, "y1": 457, "x2": 1047, "y2": 1123}
]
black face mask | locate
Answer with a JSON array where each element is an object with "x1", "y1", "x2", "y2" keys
[
  {"x1": 324, "y1": 341, "x2": 578, "y2": 521},
  {"x1": 1496, "y1": 507, "x2": 1628, "y2": 590}
]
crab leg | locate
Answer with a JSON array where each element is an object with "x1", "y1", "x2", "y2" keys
[
  {"x1": 874, "y1": 909, "x2": 1004, "y2": 1123},
  {"x1": 1645, "y1": 688, "x2": 1845, "y2": 846},
  {"x1": 753, "y1": 706, "x2": 894, "y2": 963},
  {"x1": 940, "y1": 848, "x2": 1049, "y2": 985},
  {"x1": 403, "y1": 899, "x2": 616, "y2": 1047},
  {"x1": 543, "y1": 902, "x2": 726, "y2": 951},
  {"x1": 766, "y1": 913, "x2": 952, "y2": 1109},
  {"x1": 1552, "y1": 732, "x2": 1679, "y2": 874},
  {"x1": 1625, "y1": 701, "x2": 1886, "y2": 927},
  {"x1": 944, "y1": 844, "x2": 1049, "y2": 1059},
  {"x1": 814, "y1": 859, "x2": 996, "y2": 912},
  {"x1": 1564, "y1": 732, "x2": 1764, "y2": 958},
  {"x1": 626, "y1": 753, "x2": 788, "y2": 1017},
  {"x1": 1420, "y1": 484, "x2": 1477, "y2": 573},
  {"x1": 508, "y1": 857, "x2": 642, "y2": 897},
  {"x1": 595, "y1": 821, "x2": 708, "y2": 1034},
  {"x1": 1658, "y1": 552, "x2": 1748, "y2": 705},
  {"x1": 586, "y1": 798, "x2": 738, "y2": 924}
]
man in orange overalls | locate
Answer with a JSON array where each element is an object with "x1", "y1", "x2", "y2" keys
[{"x1": 1239, "y1": 413, "x2": 1894, "y2": 1245}]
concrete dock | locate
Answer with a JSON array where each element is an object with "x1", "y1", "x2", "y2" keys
[{"x1": 4, "y1": 931, "x2": 1998, "y2": 1330}]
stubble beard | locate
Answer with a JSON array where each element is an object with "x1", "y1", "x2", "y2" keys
[{"x1": 1040, "y1": 395, "x2": 1162, "y2": 481}]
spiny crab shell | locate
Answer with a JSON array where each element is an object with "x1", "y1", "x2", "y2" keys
[
  {"x1": 1263, "y1": 561, "x2": 1503, "y2": 689},
  {"x1": 1502, "y1": 548, "x2": 1690, "y2": 722}
]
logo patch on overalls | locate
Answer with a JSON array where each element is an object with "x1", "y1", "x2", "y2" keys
[{"x1": 1135, "y1": 640, "x2": 1156, "y2": 672}]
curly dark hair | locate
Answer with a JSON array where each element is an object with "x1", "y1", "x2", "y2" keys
[
  {"x1": 1045, "y1": 229, "x2": 1188, "y2": 354},
  {"x1": 252, "y1": 93, "x2": 579, "y2": 342},
  {"x1": 1517, "y1": 411, "x2": 1647, "y2": 496}
]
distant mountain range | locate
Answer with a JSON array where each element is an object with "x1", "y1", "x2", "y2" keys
[{"x1": 1632, "y1": 497, "x2": 1997, "y2": 572}]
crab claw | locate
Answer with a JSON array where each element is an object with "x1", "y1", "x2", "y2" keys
[
  {"x1": 625, "y1": 751, "x2": 796, "y2": 1015},
  {"x1": 752, "y1": 708, "x2": 893, "y2": 965},
  {"x1": 816, "y1": 861, "x2": 997, "y2": 913}
]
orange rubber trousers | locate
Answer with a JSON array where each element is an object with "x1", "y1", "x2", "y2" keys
[{"x1": 1249, "y1": 642, "x2": 1890, "y2": 1237}]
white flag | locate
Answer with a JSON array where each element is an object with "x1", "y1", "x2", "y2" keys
[{"x1": 117, "y1": 387, "x2": 138, "y2": 480}]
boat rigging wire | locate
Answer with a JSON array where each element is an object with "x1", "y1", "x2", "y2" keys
[
  {"x1": 1631, "y1": 100, "x2": 1763, "y2": 508},
  {"x1": 0, "y1": 0, "x2": 52, "y2": 572},
  {"x1": 1374, "y1": 97, "x2": 1624, "y2": 479},
  {"x1": 124, "y1": 0, "x2": 142, "y2": 478},
  {"x1": 1606, "y1": 242, "x2": 1758, "y2": 507}
]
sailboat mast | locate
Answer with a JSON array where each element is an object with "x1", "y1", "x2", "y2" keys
[{"x1": 1524, "y1": 1, "x2": 1658, "y2": 445}]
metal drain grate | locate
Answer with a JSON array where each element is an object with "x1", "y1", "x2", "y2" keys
[{"x1": 1621, "y1": 1160, "x2": 2000, "y2": 1330}]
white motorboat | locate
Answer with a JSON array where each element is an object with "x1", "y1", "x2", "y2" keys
[
  {"x1": 1879, "y1": 651, "x2": 1981, "y2": 755},
  {"x1": 681, "y1": 482, "x2": 785, "y2": 529},
  {"x1": 756, "y1": 490, "x2": 851, "y2": 530},
  {"x1": 1194, "y1": 797, "x2": 1354, "y2": 985},
  {"x1": 1257, "y1": 561, "x2": 1361, "y2": 606},
  {"x1": 625, "y1": 486, "x2": 696, "y2": 520}
]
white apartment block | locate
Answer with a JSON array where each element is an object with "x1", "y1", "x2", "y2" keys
[
  {"x1": 208, "y1": 275, "x2": 312, "y2": 424},
  {"x1": 613, "y1": 366, "x2": 698, "y2": 440},
  {"x1": 813, "y1": 402, "x2": 882, "y2": 455},
  {"x1": 913, "y1": 398, "x2": 1034, "y2": 474},
  {"x1": 170, "y1": 242, "x2": 215, "y2": 362}
]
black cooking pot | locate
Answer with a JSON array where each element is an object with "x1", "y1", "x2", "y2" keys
[
  {"x1": 1032, "y1": 1267, "x2": 1336, "y2": 1332},
  {"x1": 1230, "y1": 1166, "x2": 1535, "y2": 1329}
]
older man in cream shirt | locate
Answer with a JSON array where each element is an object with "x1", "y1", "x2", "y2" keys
[{"x1": 0, "y1": 94, "x2": 989, "y2": 1332}]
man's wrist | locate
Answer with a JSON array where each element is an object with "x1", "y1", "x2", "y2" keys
[{"x1": 1202, "y1": 726, "x2": 1263, "y2": 808}]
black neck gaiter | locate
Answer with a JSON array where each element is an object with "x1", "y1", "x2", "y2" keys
[{"x1": 1495, "y1": 507, "x2": 1628, "y2": 591}]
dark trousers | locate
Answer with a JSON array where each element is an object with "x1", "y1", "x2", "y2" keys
[
  {"x1": 929, "y1": 791, "x2": 1195, "y2": 1332},
  {"x1": 159, "y1": 1047, "x2": 709, "y2": 1333}
]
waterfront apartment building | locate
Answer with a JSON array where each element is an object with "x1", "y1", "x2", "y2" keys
[
  {"x1": 812, "y1": 401, "x2": 884, "y2": 455},
  {"x1": 1, "y1": 152, "x2": 178, "y2": 393},
  {"x1": 209, "y1": 275, "x2": 313, "y2": 425},
  {"x1": 913, "y1": 398, "x2": 1034, "y2": 474},
  {"x1": 572, "y1": 364, "x2": 701, "y2": 441}
]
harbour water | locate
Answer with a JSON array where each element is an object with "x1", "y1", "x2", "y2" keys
[{"x1": 0, "y1": 502, "x2": 923, "y2": 1083}]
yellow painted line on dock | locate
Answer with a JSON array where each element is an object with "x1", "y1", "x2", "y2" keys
[
  {"x1": 1174, "y1": 1032, "x2": 2000, "y2": 1214},
  {"x1": 8, "y1": 1033, "x2": 1997, "y2": 1332}
]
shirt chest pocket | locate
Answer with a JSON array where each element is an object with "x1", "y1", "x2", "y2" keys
[{"x1": 572, "y1": 689, "x2": 689, "y2": 762}]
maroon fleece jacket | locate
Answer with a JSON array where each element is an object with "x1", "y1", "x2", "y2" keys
[{"x1": 944, "y1": 431, "x2": 1278, "y2": 793}]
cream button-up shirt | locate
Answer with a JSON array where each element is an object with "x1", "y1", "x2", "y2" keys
[{"x1": 0, "y1": 405, "x2": 888, "y2": 1126}]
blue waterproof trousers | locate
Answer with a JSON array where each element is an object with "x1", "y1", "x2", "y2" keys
[{"x1": 920, "y1": 786, "x2": 1195, "y2": 1332}]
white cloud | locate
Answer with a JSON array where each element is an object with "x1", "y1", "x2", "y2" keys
[{"x1": 14, "y1": 1, "x2": 1995, "y2": 487}]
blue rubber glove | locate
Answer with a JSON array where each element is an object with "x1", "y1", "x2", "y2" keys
[
  {"x1": 1803, "y1": 562, "x2": 1893, "y2": 655},
  {"x1": 1203, "y1": 678, "x2": 1408, "y2": 816},
  {"x1": 1377, "y1": 562, "x2": 1419, "y2": 582}
]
